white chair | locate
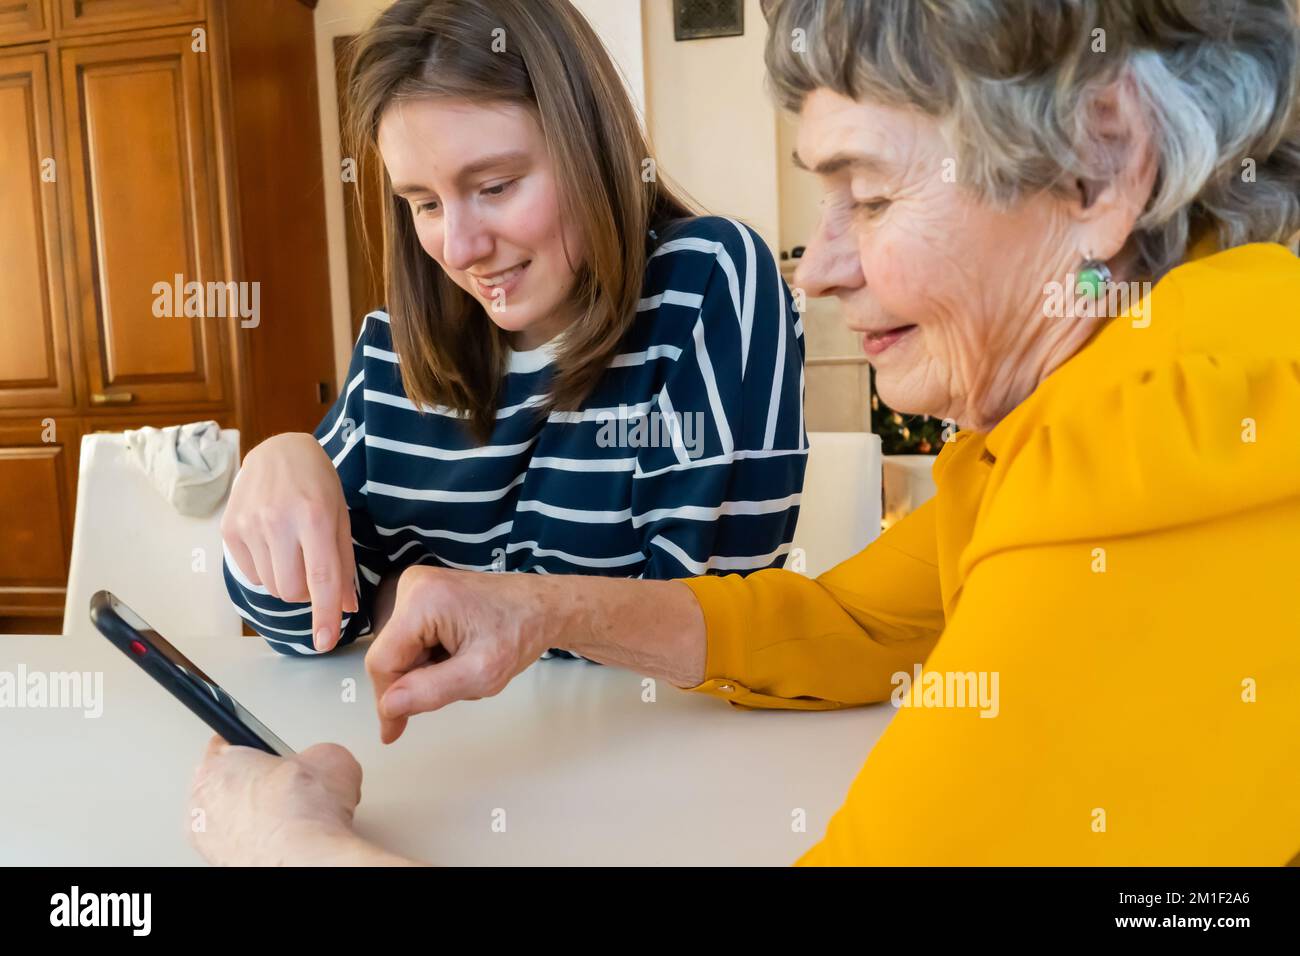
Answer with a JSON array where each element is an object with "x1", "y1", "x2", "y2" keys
[
  {"x1": 882, "y1": 454, "x2": 939, "y2": 528},
  {"x1": 61, "y1": 430, "x2": 242, "y2": 642},
  {"x1": 790, "y1": 431, "x2": 883, "y2": 578}
]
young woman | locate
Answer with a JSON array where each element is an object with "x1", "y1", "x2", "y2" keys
[{"x1": 220, "y1": 0, "x2": 806, "y2": 656}]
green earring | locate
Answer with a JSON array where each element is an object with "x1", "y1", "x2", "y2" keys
[{"x1": 1075, "y1": 259, "x2": 1113, "y2": 299}]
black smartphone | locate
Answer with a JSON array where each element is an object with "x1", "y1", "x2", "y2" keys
[{"x1": 89, "y1": 589, "x2": 294, "y2": 756}]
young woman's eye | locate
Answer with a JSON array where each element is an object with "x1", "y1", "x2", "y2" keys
[
  {"x1": 414, "y1": 199, "x2": 440, "y2": 216},
  {"x1": 481, "y1": 179, "x2": 518, "y2": 199}
]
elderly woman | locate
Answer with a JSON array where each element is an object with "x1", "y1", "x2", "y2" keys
[{"x1": 192, "y1": 0, "x2": 1300, "y2": 865}]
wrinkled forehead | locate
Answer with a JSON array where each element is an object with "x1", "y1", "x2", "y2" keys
[{"x1": 793, "y1": 88, "x2": 924, "y2": 178}]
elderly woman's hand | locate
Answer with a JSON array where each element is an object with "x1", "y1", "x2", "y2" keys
[
  {"x1": 189, "y1": 736, "x2": 398, "y2": 866},
  {"x1": 365, "y1": 566, "x2": 555, "y2": 744},
  {"x1": 366, "y1": 565, "x2": 706, "y2": 744}
]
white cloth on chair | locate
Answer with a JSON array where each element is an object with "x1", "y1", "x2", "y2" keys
[{"x1": 122, "y1": 420, "x2": 236, "y2": 517}]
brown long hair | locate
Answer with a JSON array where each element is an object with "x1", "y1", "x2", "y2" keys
[{"x1": 344, "y1": 0, "x2": 695, "y2": 441}]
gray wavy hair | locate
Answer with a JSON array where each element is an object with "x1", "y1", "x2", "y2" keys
[{"x1": 764, "y1": 0, "x2": 1300, "y2": 279}]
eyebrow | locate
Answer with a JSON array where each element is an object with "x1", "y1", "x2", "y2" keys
[
  {"x1": 791, "y1": 148, "x2": 888, "y2": 176},
  {"x1": 391, "y1": 149, "x2": 532, "y2": 197}
]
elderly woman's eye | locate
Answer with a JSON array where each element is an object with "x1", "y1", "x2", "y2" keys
[{"x1": 852, "y1": 198, "x2": 891, "y2": 218}]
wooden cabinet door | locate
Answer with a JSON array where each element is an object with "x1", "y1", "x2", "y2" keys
[
  {"x1": 0, "y1": 0, "x2": 51, "y2": 45},
  {"x1": 54, "y1": 0, "x2": 204, "y2": 37},
  {"x1": 0, "y1": 48, "x2": 77, "y2": 412},
  {"x1": 0, "y1": 417, "x2": 80, "y2": 619},
  {"x1": 82, "y1": 408, "x2": 237, "y2": 435},
  {"x1": 61, "y1": 31, "x2": 227, "y2": 413}
]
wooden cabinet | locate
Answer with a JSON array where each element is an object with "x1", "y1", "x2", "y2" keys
[
  {"x1": 0, "y1": 417, "x2": 80, "y2": 625},
  {"x1": 0, "y1": 1, "x2": 52, "y2": 46},
  {"x1": 61, "y1": 32, "x2": 228, "y2": 411},
  {"x1": 54, "y1": 0, "x2": 206, "y2": 37},
  {"x1": 0, "y1": 47, "x2": 76, "y2": 411},
  {"x1": 0, "y1": 0, "x2": 334, "y2": 630}
]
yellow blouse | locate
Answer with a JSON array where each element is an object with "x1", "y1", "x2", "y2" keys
[{"x1": 682, "y1": 242, "x2": 1300, "y2": 865}]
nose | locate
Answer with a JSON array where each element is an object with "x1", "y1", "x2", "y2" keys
[
  {"x1": 441, "y1": 203, "x2": 493, "y2": 273},
  {"x1": 794, "y1": 206, "x2": 866, "y2": 300}
]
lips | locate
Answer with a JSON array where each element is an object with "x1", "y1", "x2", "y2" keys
[
  {"x1": 470, "y1": 261, "x2": 530, "y2": 299},
  {"x1": 861, "y1": 324, "x2": 917, "y2": 357}
]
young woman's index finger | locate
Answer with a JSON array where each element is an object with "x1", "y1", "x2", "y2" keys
[{"x1": 300, "y1": 519, "x2": 348, "y2": 652}]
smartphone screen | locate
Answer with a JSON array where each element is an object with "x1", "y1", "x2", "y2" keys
[{"x1": 93, "y1": 592, "x2": 294, "y2": 756}]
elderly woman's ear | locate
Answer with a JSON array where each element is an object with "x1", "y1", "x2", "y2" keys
[{"x1": 1064, "y1": 75, "x2": 1160, "y2": 270}]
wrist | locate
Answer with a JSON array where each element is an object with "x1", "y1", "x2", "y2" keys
[
  {"x1": 548, "y1": 577, "x2": 707, "y2": 687},
  {"x1": 275, "y1": 821, "x2": 381, "y2": 867},
  {"x1": 527, "y1": 573, "x2": 576, "y2": 656}
]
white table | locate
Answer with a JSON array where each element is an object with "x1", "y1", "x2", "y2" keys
[{"x1": 0, "y1": 629, "x2": 894, "y2": 865}]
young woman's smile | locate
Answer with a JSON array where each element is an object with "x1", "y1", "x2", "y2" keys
[{"x1": 468, "y1": 260, "x2": 531, "y2": 299}]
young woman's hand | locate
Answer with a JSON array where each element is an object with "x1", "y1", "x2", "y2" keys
[{"x1": 221, "y1": 432, "x2": 359, "y2": 651}]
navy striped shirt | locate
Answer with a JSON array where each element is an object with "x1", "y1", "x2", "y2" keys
[{"x1": 224, "y1": 216, "x2": 808, "y2": 655}]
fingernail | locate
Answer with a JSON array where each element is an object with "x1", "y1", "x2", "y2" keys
[
  {"x1": 385, "y1": 690, "x2": 410, "y2": 716},
  {"x1": 314, "y1": 628, "x2": 329, "y2": 652}
]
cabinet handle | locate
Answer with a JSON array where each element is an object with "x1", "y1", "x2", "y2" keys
[{"x1": 90, "y1": 392, "x2": 135, "y2": 405}]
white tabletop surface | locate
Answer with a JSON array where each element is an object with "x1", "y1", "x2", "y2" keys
[{"x1": 1, "y1": 627, "x2": 894, "y2": 866}]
